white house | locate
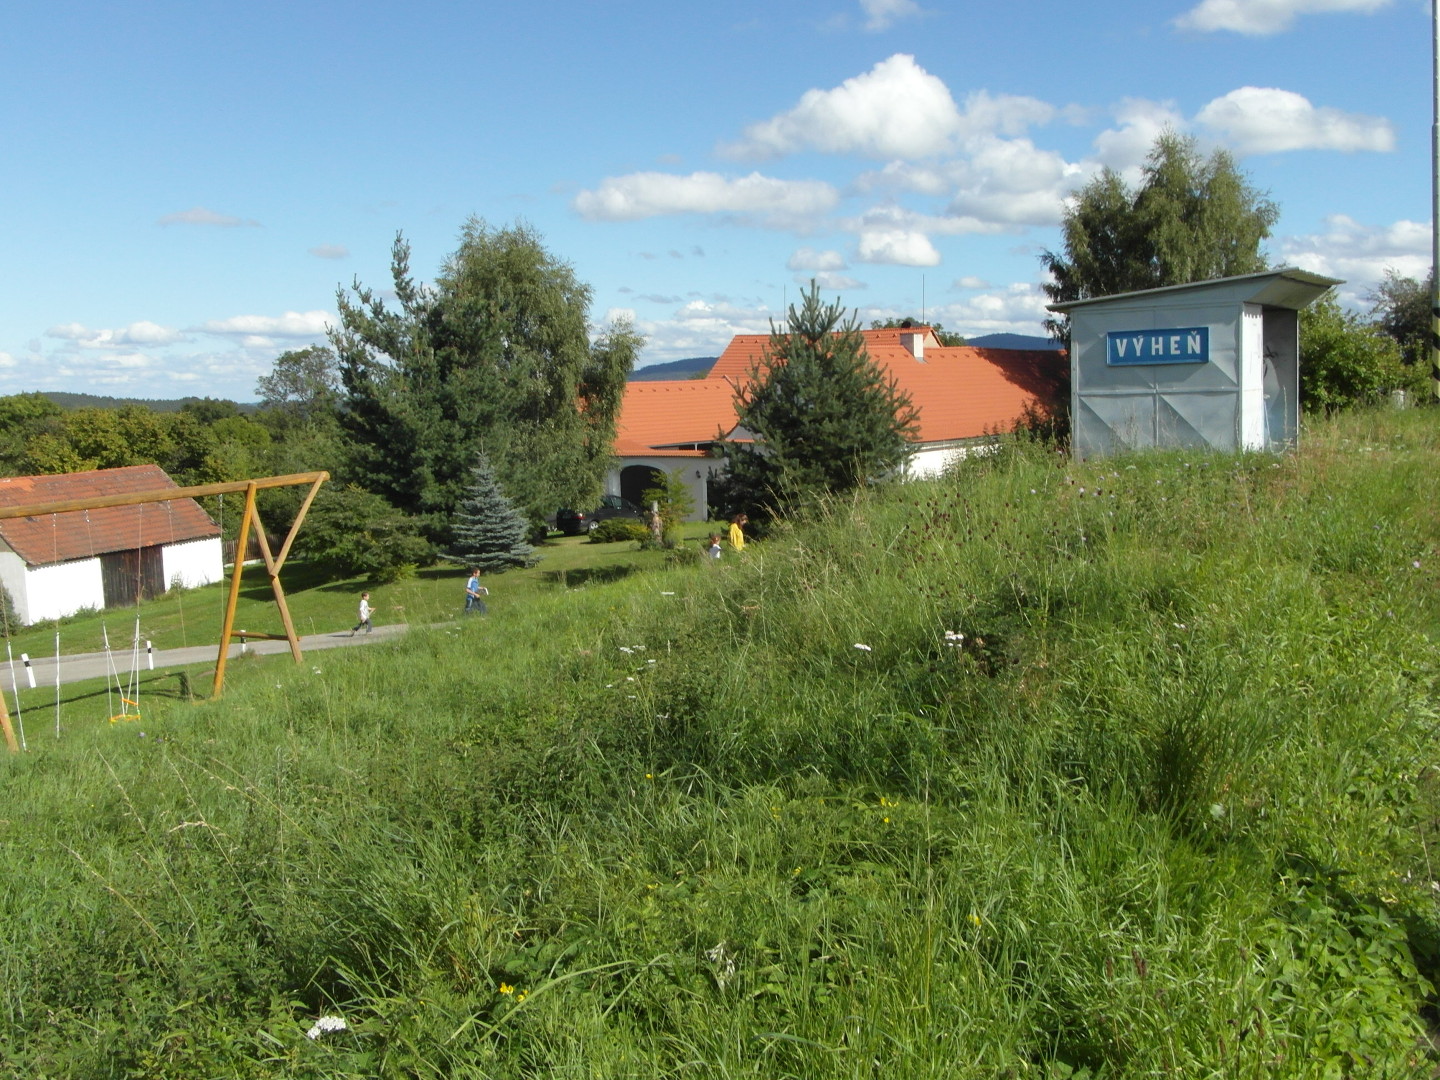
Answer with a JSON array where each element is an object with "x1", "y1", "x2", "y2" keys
[
  {"x1": 0, "y1": 464, "x2": 223, "y2": 626},
  {"x1": 611, "y1": 326, "x2": 1066, "y2": 518}
]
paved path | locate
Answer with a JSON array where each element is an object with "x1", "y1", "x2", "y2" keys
[{"x1": 6, "y1": 621, "x2": 422, "y2": 691}]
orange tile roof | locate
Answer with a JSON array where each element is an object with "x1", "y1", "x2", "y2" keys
[
  {"x1": 621, "y1": 328, "x2": 1065, "y2": 451},
  {"x1": 614, "y1": 379, "x2": 741, "y2": 457},
  {"x1": 0, "y1": 465, "x2": 220, "y2": 568}
]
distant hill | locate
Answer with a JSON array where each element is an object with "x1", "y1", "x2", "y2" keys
[
  {"x1": 961, "y1": 336, "x2": 1065, "y2": 352},
  {"x1": 965, "y1": 333, "x2": 1063, "y2": 351},
  {"x1": 39, "y1": 392, "x2": 258, "y2": 413},
  {"x1": 629, "y1": 357, "x2": 716, "y2": 381}
]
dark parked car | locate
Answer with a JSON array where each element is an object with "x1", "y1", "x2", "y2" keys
[{"x1": 555, "y1": 495, "x2": 646, "y2": 535}]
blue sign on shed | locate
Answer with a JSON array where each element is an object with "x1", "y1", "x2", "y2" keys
[{"x1": 1106, "y1": 327, "x2": 1208, "y2": 366}]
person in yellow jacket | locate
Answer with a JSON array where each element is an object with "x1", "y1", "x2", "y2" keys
[{"x1": 728, "y1": 513, "x2": 748, "y2": 552}]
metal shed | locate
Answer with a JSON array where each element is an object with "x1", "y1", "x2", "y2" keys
[{"x1": 1049, "y1": 269, "x2": 1340, "y2": 458}]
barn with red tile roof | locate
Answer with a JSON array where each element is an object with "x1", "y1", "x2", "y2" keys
[
  {"x1": 0, "y1": 465, "x2": 223, "y2": 626},
  {"x1": 609, "y1": 327, "x2": 1064, "y2": 518}
]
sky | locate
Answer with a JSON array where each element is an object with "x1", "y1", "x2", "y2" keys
[{"x1": 0, "y1": 0, "x2": 1429, "y2": 401}]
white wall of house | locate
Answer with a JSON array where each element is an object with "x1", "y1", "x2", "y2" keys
[
  {"x1": 904, "y1": 443, "x2": 970, "y2": 480},
  {"x1": 608, "y1": 458, "x2": 721, "y2": 522},
  {"x1": 21, "y1": 558, "x2": 104, "y2": 625},
  {"x1": 162, "y1": 536, "x2": 223, "y2": 589}
]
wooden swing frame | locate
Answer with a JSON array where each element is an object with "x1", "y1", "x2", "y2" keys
[{"x1": 0, "y1": 471, "x2": 329, "y2": 750}]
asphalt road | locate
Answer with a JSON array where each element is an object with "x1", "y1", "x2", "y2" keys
[{"x1": 4, "y1": 620, "x2": 414, "y2": 691}]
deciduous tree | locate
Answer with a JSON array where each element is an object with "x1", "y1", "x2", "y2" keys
[
  {"x1": 1299, "y1": 292, "x2": 1407, "y2": 412},
  {"x1": 331, "y1": 220, "x2": 641, "y2": 541},
  {"x1": 256, "y1": 345, "x2": 342, "y2": 427},
  {"x1": 1041, "y1": 132, "x2": 1278, "y2": 339},
  {"x1": 1367, "y1": 269, "x2": 1432, "y2": 371}
]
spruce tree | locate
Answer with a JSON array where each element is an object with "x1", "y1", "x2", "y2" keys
[
  {"x1": 447, "y1": 454, "x2": 536, "y2": 572},
  {"x1": 720, "y1": 282, "x2": 919, "y2": 522}
]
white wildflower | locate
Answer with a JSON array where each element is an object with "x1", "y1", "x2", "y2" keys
[
  {"x1": 853, "y1": 643, "x2": 872, "y2": 652},
  {"x1": 619, "y1": 646, "x2": 634, "y2": 654},
  {"x1": 306, "y1": 1015, "x2": 348, "y2": 1040}
]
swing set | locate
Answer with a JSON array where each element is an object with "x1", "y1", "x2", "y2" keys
[{"x1": 0, "y1": 471, "x2": 328, "y2": 752}]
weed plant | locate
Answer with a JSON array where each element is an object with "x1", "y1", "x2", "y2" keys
[{"x1": 1, "y1": 411, "x2": 1438, "y2": 1077}]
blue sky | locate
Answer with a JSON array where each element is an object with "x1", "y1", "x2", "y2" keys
[{"x1": 0, "y1": 0, "x2": 1427, "y2": 400}]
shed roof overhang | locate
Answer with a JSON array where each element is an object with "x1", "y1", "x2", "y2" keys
[{"x1": 1047, "y1": 268, "x2": 1342, "y2": 315}]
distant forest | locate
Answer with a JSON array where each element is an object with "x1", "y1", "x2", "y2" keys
[{"x1": 39, "y1": 392, "x2": 258, "y2": 413}]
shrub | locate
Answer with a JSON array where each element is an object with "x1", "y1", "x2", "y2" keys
[
  {"x1": 588, "y1": 518, "x2": 649, "y2": 544},
  {"x1": 292, "y1": 483, "x2": 433, "y2": 582}
]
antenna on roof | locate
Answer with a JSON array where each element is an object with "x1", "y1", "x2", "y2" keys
[{"x1": 922, "y1": 275, "x2": 926, "y2": 326}]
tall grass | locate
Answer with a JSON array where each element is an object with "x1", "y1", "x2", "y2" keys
[{"x1": 2, "y1": 408, "x2": 1438, "y2": 1077}]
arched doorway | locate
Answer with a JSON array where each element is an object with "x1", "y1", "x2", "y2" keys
[{"x1": 619, "y1": 465, "x2": 664, "y2": 507}]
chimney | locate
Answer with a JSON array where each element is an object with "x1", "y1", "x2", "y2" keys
[{"x1": 900, "y1": 327, "x2": 925, "y2": 361}]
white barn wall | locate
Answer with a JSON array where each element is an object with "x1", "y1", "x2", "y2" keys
[
  {"x1": 0, "y1": 549, "x2": 30, "y2": 626},
  {"x1": 162, "y1": 537, "x2": 223, "y2": 589},
  {"x1": 24, "y1": 558, "x2": 103, "y2": 625}
]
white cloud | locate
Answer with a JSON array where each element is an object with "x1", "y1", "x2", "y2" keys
[
  {"x1": 0, "y1": 352, "x2": 15, "y2": 369},
  {"x1": 927, "y1": 283, "x2": 1053, "y2": 337},
  {"x1": 1176, "y1": 0, "x2": 1391, "y2": 35},
  {"x1": 623, "y1": 298, "x2": 774, "y2": 362},
  {"x1": 1090, "y1": 99, "x2": 1187, "y2": 175},
  {"x1": 199, "y1": 310, "x2": 333, "y2": 338},
  {"x1": 808, "y1": 271, "x2": 865, "y2": 290},
  {"x1": 156, "y1": 206, "x2": 262, "y2": 227},
  {"x1": 45, "y1": 321, "x2": 186, "y2": 348},
  {"x1": 860, "y1": 0, "x2": 922, "y2": 30},
  {"x1": 787, "y1": 247, "x2": 848, "y2": 271},
  {"x1": 856, "y1": 229, "x2": 941, "y2": 266},
  {"x1": 1280, "y1": 215, "x2": 1429, "y2": 303},
  {"x1": 573, "y1": 171, "x2": 838, "y2": 227},
  {"x1": 724, "y1": 55, "x2": 975, "y2": 160},
  {"x1": 944, "y1": 138, "x2": 1083, "y2": 226},
  {"x1": 309, "y1": 244, "x2": 350, "y2": 259},
  {"x1": 119, "y1": 321, "x2": 185, "y2": 345},
  {"x1": 1196, "y1": 87, "x2": 1394, "y2": 154},
  {"x1": 953, "y1": 276, "x2": 989, "y2": 289},
  {"x1": 852, "y1": 135, "x2": 1081, "y2": 233}
]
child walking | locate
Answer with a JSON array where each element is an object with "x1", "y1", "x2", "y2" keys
[
  {"x1": 351, "y1": 592, "x2": 373, "y2": 635},
  {"x1": 464, "y1": 569, "x2": 489, "y2": 615}
]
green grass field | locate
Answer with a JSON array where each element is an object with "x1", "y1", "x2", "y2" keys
[{"x1": 3, "y1": 415, "x2": 1439, "y2": 1078}]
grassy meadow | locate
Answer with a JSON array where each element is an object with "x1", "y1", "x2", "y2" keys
[{"x1": 3, "y1": 410, "x2": 1440, "y2": 1077}]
